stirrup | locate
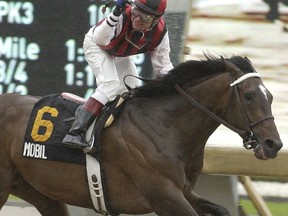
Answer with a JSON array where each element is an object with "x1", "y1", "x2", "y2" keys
[{"x1": 62, "y1": 134, "x2": 90, "y2": 149}]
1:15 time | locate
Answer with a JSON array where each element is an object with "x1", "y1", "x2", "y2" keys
[{"x1": 64, "y1": 63, "x2": 95, "y2": 87}]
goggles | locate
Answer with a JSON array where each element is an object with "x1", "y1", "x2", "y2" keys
[{"x1": 131, "y1": 4, "x2": 156, "y2": 23}]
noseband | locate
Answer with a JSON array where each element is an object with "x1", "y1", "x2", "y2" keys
[{"x1": 174, "y1": 73, "x2": 274, "y2": 150}]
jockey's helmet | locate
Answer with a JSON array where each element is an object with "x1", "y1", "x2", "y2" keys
[{"x1": 134, "y1": 0, "x2": 167, "y2": 17}]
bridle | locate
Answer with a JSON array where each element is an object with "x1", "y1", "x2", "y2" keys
[{"x1": 174, "y1": 72, "x2": 274, "y2": 150}]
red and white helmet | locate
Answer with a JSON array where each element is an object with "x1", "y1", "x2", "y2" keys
[{"x1": 134, "y1": 0, "x2": 167, "y2": 17}]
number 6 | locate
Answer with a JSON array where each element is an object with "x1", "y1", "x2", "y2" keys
[{"x1": 31, "y1": 106, "x2": 58, "y2": 142}]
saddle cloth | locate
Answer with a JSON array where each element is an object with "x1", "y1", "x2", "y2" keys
[
  {"x1": 22, "y1": 93, "x2": 124, "y2": 163},
  {"x1": 22, "y1": 93, "x2": 86, "y2": 164}
]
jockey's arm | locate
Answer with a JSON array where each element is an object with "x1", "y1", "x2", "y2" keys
[
  {"x1": 92, "y1": 12, "x2": 124, "y2": 46},
  {"x1": 150, "y1": 32, "x2": 174, "y2": 76}
]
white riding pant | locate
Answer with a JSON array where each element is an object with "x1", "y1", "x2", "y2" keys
[{"x1": 83, "y1": 34, "x2": 141, "y2": 103}]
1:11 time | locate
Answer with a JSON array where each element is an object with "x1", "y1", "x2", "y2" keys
[{"x1": 64, "y1": 39, "x2": 94, "y2": 87}]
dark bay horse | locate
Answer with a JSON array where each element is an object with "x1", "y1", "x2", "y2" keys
[{"x1": 0, "y1": 55, "x2": 283, "y2": 216}]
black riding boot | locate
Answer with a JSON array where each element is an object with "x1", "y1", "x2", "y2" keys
[{"x1": 62, "y1": 97, "x2": 104, "y2": 149}]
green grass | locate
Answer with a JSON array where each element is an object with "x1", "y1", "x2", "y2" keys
[{"x1": 240, "y1": 199, "x2": 288, "y2": 216}]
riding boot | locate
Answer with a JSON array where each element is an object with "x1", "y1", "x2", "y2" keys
[{"x1": 62, "y1": 97, "x2": 104, "y2": 149}]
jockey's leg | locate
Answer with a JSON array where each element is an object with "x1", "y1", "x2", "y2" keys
[
  {"x1": 114, "y1": 56, "x2": 141, "y2": 92},
  {"x1": 63, "y1": 35, "x2": 126, "y2": 149},
  {"x1": 62, "y1": 94, "x2": 106, "y2": 149}
]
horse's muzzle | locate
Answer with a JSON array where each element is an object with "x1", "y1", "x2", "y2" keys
[{"x1": 254, "y1": 139, "x2": 283, "y2": 160}]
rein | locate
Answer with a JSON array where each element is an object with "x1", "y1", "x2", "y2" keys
[
  {"x1": 174, "y1": 84, "x2": 246, "y2": 136},
  {"x1": 174, "y1": 73, "x2": 274, "y2": 150}
]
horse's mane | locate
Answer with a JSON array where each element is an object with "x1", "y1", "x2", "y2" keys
[{"x1": 133, "y1": 54, "x2": 256, "y2": 97}]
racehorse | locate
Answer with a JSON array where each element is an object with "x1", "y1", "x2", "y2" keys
[{"x1": 0, "y1": 55, "x2": 283, "y2": 216}]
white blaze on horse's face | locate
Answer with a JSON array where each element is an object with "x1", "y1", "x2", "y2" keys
[{"x1": 259, "y1": 84, "x2": 268, "y2": 101}]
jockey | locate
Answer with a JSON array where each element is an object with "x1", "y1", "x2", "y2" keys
[{"x1": 62, "y1": 0, "x2": 174, "y2": 149}]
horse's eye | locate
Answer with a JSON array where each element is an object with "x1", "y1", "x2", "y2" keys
[{"x1": 244, "y1": 92, "x2": 254, "y2": 101}]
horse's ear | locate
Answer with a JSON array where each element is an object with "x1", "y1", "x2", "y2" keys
[
  {"x1": 221, "y1": 56, "x2": 241, "y2": 75},
  {"x1": 244, "y1": 56, "x2": 257, "y2": 72},
  {"x1": 244, "y1": 56, "x2": 252, "y2": 63},
  {"x1": 220, "y1": 56, "x2": 226, "y2": 66}
]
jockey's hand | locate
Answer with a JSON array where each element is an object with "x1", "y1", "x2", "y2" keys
[{"x1": 113, "y1": 0, "x2": 130, "y2": 16}]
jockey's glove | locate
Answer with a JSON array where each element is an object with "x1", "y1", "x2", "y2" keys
[{"x1": 113, "y1": 0, "x2": 130, "y2": 16}]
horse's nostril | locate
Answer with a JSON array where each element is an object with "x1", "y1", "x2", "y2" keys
[
  {"x1": 266, "y1": 140, "x2": 274, "y2": 149},
  {"x1": 265, "y1": 139, "x2": 283, "y2": 151}
]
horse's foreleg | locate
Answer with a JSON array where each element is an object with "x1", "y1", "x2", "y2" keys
[
  {"x1": 186, "y1": 191, "x2": 231, "y2": 216},
  {"x1": 11, "y1": 173, "x2": 69, "y2": 216},
  {"x1": 152, "y1": 193, "x2": 199, "y2": 216},
  {"x1": 0, "y1": 162, "x2": 15, "y2": 210},
  {"x1": 0, "y1": 182, "x2": 11, "y2": 210},
  {"x1": 140, "y1": 180, "x2": 199, "y2": 216}
]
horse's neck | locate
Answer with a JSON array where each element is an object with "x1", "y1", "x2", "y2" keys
[
  {"x1": 120, "y1": 73, "x2": 231, "y2": 159},
  {"x1": 139, "y1": 74, "x2": 231, "y2": 159},
  {"x1": 127, "y1": 94, "x2": 221, "y2": 155}
]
